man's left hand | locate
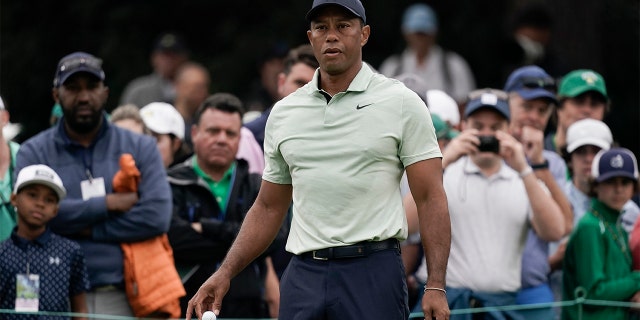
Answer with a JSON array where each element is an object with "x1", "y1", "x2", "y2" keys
[{"x1": 421, "y1": 290, "x2": 450, "y2": 320}]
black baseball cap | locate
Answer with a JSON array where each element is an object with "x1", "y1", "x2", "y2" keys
[
  {"x1": 306, "y1": 0, "x2": 366, "y2": 23},
  {"x1": 53, "y1": 52, "x2": 105, "y2": 87},
  {"x1": 153, "y1": 32, "x2": 188, "y2": 53}
]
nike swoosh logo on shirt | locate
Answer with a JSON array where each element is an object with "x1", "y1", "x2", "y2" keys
[{"x1": 356, "y1": 103, "x2": 374, "y2": 110}]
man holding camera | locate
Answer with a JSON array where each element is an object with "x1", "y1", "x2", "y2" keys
[{"x1": 436, "y1": 88, "x2": 565, "y2": 318}]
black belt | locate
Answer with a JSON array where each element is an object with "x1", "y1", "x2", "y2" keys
[
  {"x1": 90, "y1": 283, "x2": 124, "y2": 292},
  {"x1": 300, "y1": 239, "x2": 400, "y2": 260}
]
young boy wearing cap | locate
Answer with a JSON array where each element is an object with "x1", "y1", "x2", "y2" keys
[
  {"x1": 548, "y1": 119, "x2": 640, "y2": 310},
  {"x1": 544, "y1": 69, "x2": 609, "y2": 154},
  {"x1": 0, "y1": 164, "x2": 90, "y2": 319},
  {"x1": 559, "y1": 119, "x2": 639, "y2": 232},
  {"x1": 562, "y1": 148, "x2": 640, "y2": 320}
]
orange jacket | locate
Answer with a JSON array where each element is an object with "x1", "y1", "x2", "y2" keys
[{"x1": 115, "y1": 154, "x2": 185, "y2": 318}]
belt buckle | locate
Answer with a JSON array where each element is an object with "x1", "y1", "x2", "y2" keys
[{"x1": 312, "y1": 250, "x2": 328, "y2": 260}]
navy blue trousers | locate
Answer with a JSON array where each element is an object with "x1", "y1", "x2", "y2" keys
[{"x1": 279, "y1": 248, "x2": 409, "y2": 320}]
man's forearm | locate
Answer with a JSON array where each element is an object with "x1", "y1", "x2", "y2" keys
[
  {"x1": 534, "y1": 168, "x2": 573, "y2": 235},
  {"x1": 522, "y1": 174, "x2": 564, "y2": 241},
  {"x1": 418, "y1": 195, "x2": 451, "y2": 288}
]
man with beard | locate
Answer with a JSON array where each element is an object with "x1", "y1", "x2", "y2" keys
[
  {"x1": 187, "y1": 1, "x2": 451, "y2": 319},
  {"x1": 15, "y1": 52, "x2": 172, "y2": 318}
]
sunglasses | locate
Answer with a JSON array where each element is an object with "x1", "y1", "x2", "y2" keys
[
  {"x1": 468, "y1": 88, "x2": 509, "y2": 101},
  {"x1": 518, "y1": 76, "x2": 556, "y2": 91}
]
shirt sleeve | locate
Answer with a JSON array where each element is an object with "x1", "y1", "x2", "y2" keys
[
  {"x1": 261, "y1": 105, "x2": 292, "y2": 185},
  {"x1": 398, "y1": 89, "x2": 442, "y2": 167}
]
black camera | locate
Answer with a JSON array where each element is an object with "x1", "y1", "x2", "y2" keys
[{"x1": 477, "y1": 135, "x2": 500, "y2": 153}]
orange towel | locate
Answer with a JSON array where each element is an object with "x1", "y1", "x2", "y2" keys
[{"x1": 112, "y1": 153, "x2": 140, "y2": 193}]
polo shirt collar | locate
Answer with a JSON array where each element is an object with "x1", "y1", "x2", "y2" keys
[
  {"x1": 57, "y1": 111, "x2": 110, "y2": 147},
  {"x1": 310, "y1": 63, "x2": 374, "y2": 94},
  {"x1": 11, "y1": 227, "x2": 52, "y2": 250},
  {"x1": 591, "y1": 198, "x2": 621, "y2": 222},
  {"x1": 192, "y1": 156, "x2": 236, "y2": 184},
  {"x1": 462, "y1": 156, "x2": 516, "y2": 180}
]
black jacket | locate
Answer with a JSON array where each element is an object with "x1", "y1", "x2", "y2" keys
[{"x1": 167, "y1": 157, "x2": 285, "y2": 317}]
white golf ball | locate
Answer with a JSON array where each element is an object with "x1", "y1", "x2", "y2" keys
[{"x1": 202, "y1": 311, "x2": 216, "y2": 320}]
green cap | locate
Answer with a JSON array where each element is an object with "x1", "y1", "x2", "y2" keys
[
  {"x1": 432, "y1": 114, "x2": 457, "y2": 140},
  {"x1": 558, "y1": 69, "x2": 607, "y2": 99}
]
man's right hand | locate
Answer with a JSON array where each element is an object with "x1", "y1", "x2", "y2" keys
[
  {"x1": 106, "y1": 192, "x2": 138, "y2": 213},
  {"x1": 441, "y1": 128, "x2": 480, "y2": 168},
  {"x1": 186, "y1": 271, "x2": 231, "y2": 320}
]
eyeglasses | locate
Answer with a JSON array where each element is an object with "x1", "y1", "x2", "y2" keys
[
  {"x1": 518, "y1": 76, "x2": 556, "y2": 91},
  {"x1": 467, "y1": 88, "x2": 509, "y2": 101}
]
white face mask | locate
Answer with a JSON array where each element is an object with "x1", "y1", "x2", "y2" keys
[{"x1": 516, "y1": 34, "x2": 545, "y2": 64}]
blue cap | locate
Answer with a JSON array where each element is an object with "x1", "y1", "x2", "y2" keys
[
  {"x1": 592, "y1": 148, "x2": 639, "y2": 183},
  {"x1": 402, "y1": 4, "x2": 438, "y2": 34},
  {"x1": 307, "y1": 0, "x2": 366, "y2": 24},
  {"x1": 464, "y1": 89, "x2": 510, "y2": 120},
  {"x1": 504, "y1": 65, "x2": 557, "y2": 103},
  {"x1": 53, "y1": 52, "x2": 105, "y2": 87}
]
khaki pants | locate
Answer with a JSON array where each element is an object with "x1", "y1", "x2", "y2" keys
[{"x1": 86, "y1": 288, "x2": 134, "y2": 319}]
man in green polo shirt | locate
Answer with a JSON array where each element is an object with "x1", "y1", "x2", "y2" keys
[
  {"x1": 167, "y1": 92, "x2": 283, "y2": 318},
  {"x1": 186, "y1": 1, "x2": 452, "y2": 319}
]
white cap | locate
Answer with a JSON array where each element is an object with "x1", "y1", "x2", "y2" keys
[
  {"x1": 0, "y1": 96, "x2": 5, "y2": 110},
  {"x1": 566, "y1": 119, "x2": 612, "y2": 153},
  {"x1": 426, "y1": 90, "x2": 459, "y2": 126},
  {"x1": 14, "y1": 164, "x2": 66, "y2": 200},
  {"x1": 140, "y1": 102, "x2": 185, "y2": 139}
]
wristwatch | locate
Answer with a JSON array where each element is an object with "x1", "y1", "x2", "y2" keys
[{"x1": 531, "y1": 160, "x2": 549, "y2": 170}]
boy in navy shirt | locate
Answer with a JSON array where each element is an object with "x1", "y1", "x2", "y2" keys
[{"x1": 0, "y1": 164, "x2": 89, "y2": 319}]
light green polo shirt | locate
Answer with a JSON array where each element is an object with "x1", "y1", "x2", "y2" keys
[
  {"x1": 193, "y1": 157, "x2": 235, "y2": 215},
  {"x1": 263, "y1": 63, "x2": 441, "y2": 254}
]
